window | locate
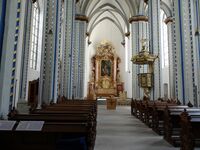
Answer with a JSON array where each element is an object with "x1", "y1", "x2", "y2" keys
[
  {"x1": 30, "y1": 2, "x2": 39, "y2": 70},
  {"x1": 160, "y1": 9, "x2": 169, "y2": 68}
]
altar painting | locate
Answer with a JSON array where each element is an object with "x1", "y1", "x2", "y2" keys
[{"x1": 101, "y1": 60, "x2": 111, "y2": 76}]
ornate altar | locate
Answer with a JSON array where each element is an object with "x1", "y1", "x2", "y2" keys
[{"x1": 88, "y1": 41, "x2": 123, "y2": 99}]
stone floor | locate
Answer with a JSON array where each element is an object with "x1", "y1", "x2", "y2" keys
[{"x1": 94, "y1": 105, "x2": 179, "y2": 150}]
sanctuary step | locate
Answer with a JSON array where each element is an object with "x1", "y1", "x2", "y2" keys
[{"x1": 97, "y1": 98, "x2": 131, "y2": 105}]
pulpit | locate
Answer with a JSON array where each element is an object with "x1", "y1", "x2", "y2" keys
[{"x1": 87, "y1": 41, "x2": 124, "y2": 99}]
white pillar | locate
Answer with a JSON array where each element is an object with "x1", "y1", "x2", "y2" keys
[
  {"x1": 39, "y1": 0, "x2": 63, "y2": 105},
  {"x1": 73, "y1": 15, "x2": 87, "y2": 99},
  {"x1": 148, "y1": 0, "x2": 161, "y2": 100},
  {"x1": 130, "y1": 15, "x2": 148, "y2": 99},
  {"x1": 165, "y1": 17, "x2": 175, "y2": 99},
  {"x1": 61, "y1": 0, "x2": 76, "y2": 99},
  {"x1": 172, "y1": 0, "x2": 196, "y2": 104}
]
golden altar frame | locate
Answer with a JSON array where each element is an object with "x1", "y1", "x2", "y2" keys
[{"x1": 88, "y1": 41, "x2": 123, "y2": 99}]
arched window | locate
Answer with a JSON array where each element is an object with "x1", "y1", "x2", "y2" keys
[
  {"x1": 30, "y1": 2, "x2": 39, "y2": 70},
  {"x1": 160, "y1": 9, "x2": 169, "y2": 68}
]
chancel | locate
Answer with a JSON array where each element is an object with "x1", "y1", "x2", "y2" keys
[{"x1": 0, "y1": 0, "x2": 200, "y2": 150}]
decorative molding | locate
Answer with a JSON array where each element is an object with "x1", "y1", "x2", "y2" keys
[
  {"x1": 144, "y1": 0, "x2": 148, "y2": 4},
  {"x1": 75, "y1": 14, "x2": 88, "y2": 23},
  {"x1": 129, "y1": 15, "x2": 148, "y2": 23},
  {"x1": 32, "y1": 0, "x2": 37, "y2": 3},
  {"x1": 195, "y1": 28, "x2": 199, "y2": 36},
  {"x1": 164, "y1": 17, "x2": 173, "y2": 24}
]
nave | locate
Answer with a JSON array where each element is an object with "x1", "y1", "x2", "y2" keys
[{"x1": 95, "y1": 105, "x2": 178, "y2": 150}]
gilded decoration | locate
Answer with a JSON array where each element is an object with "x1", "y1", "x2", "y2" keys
[
  {"x1": 131, "y1": 39, "x2": 158, "y2": 65},
  {"x1": 87, "y1": 41, "x2": 123, "y2": 99},
  {"x1": 131, "y1": 39, "x2": 158, "y2": 98}
]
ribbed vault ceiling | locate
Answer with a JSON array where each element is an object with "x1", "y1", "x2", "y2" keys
[
  {"x1": 77, "y1": 0, "x2": 172, "y2": 41},
  {"x1": 77, "y1": 0, "x2": 145, "y2": 39}
]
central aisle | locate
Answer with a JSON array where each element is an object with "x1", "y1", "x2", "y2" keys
[{"x1": 94, "y1": 105, "x2": 178, "y2": 150}]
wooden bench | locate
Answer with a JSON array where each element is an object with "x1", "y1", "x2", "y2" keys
[
  {"x1": 151, "y1": 102, "x2": 178, "y2": 135},
  {"x1": 0, "y1": 121, "x2": 90, "y2": 150},
  {"x1": 180, "y1": 110, "x2": 200, "y2": 150},
  {"x1": 6, "y1": 100, "x2": 97, "y2": 150},
  {"x1": 163, "y1": 106, "x2": 200, "y2": 146}
]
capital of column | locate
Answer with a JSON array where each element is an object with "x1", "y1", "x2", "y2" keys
[
  {"x1": 75, "y1": 14, "x2": 89, "y2": 23},
  {"x1": 164, "y1": 17, "x2": 173, "y2": 24},
  {"x1": 129, "y1": 15, "x2": 148, "y2": 23},
  {"x1": 86, "y1": 32, "x2": 90, "y2": 37},
  {"x1": 195, "y1": 28, "x2": 199, "y2": 36},
  {"x1": 125, "y1": 32, "x2": 130, "y2": 37}
]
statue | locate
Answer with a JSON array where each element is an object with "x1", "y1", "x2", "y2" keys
[
  {"x1": 117, "y1": 72, "x2": 120, "y2": 82},
  {"x1": 90, "y1": 71, "x2": 95, "y2": 82},
  {"x1": 141, "y1": 38, "x2": 148, "y2": 51}
]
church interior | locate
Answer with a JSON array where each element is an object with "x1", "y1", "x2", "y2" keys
[{"x1": 0, "y1": 0, "x2": 200, "y2": 149}]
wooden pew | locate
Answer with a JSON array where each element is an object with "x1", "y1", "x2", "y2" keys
[
  {"x1": 132, "y1": 100, "x2": 142, "y2": 119},
  {"x1": 7, "y1": 100, "x2": 97, "y2": 150},
  {"x1": 151, "y1": 102, "x2": 178, "y2": 135},
  {"x1": 180, "y1": 110, "x2": 200, "y2": 150},
  {"x1": 32, "y1": 106, "x2": 96, "y2": 121},
  {"x1": 0, "y1": 121, "x2": 89, "y2": 150},
  {"x1": 143, "y1": 101, "x2": 155, "y2": 127},
  {"x1": 43, "y1": 100, "x2": 97, "y2": 116},
  {"x1": 163, "y1": 106, "x2": 200, "y2": 147}
]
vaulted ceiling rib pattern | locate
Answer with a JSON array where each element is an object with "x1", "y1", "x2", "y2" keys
[{"x1": 78, "y1": 0, "x2": 137, "y2": 39}]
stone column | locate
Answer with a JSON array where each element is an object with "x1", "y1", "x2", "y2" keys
[
  {"x1": 0, "y1": 0, "x2": 6, "y2": 64},
  {"x1": 130, "y1": 15, "x2": 148, "y2": 99},
  {"x1": 39, "y1": 0, "x2": 63, "y2": 105},
  {"x1": 19, "y1": 0, "x2": 35, "y2": 102},
  {"x1": 172, "y1": 0, "x2": 196, "y2": 104},
  {"x1": 73, "y1": 14, "x2": 87, "y2": 99},
  {"x1": 193, "y1": 0, "x2": 200, "y2": 106},
  {"x1": 61, "y1": 0, "x2": 76, "y2": 99},
  {"x1": 0, "y1": 0, "x2": 22, "y2": 117},
  {"x1": 164, "y1": 17, "x2": 175, "y2": 99},
  {"x1": 148, "y1": 0, "x2": 161, "y2": 100}
]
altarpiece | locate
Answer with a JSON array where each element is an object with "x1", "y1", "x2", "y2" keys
[{"x1": 87, "y1": 41, "x2": 124, "y2": 99}]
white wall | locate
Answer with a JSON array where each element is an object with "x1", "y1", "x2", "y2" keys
[{"x1": 84, "y1": 19, "x2": 132, "y2": 98}]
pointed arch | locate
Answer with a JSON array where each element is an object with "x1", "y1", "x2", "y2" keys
[
  {"x1": 88, "y1": 3, "x2": 129, "y2": 30},
  {"x1": 88, "y1": 17, "x2": 124, "y2": 40},
  {"x1": 160, "y1": 1, "x2": 172, "y2": 17}
]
